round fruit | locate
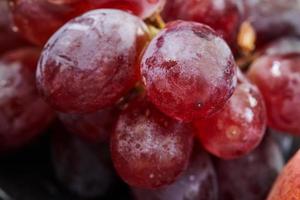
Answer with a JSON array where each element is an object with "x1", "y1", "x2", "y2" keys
[
  {"x1": 111, "y1": 96, "x2": 194, "y2": 189},
  {"x1": 133, "y1": 147, "x2": 218, "y2": 200},
  {"x1": 248, "y1": 53, "x2": 300, "y2": 135},
  {"x1": 216, "y1": 136, "x2": 284, "y2": 200},
  {"x1": 0, "y1": 48, "x2": 54, "y2": 152},
  {"x1": 162, "y1": 0, "x2": 244, "y2": 47},
  {"x1": 141, "y1": 21, "x2": 237, "y2": 121},
  {"x1": 37, "y1": 9, "x2": 150, "y2": 113},
  {"x1": 195, "y1": 72, "x2": 267, "y2": 159}
]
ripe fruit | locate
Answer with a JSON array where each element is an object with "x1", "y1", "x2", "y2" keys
[
  {"x1": 0, "y1": 1, "x2": 28, "y2": 55},
  {"x1": 82, "y1": 0, "x2": 166, "y2": 19},
  {"x1": 267, "y1": 149, "x2": 300, "y2": 200},
  {"x1": 217, "y1": 136, "x2": 284, "y2": 200},
  {"x1": 8, "y1": 0, "x2": 82, "y2": 45},
  {"x1": 263, "y1": 36, "x2": 300, "y2": 56},
  {"x1": 37, "y1": 9, "x2": 150, "y2": 113},
  {"x1": 141, "y1": 21, "x2": 237, "y2": 121},
  {"x1": 248, "y1": 53, "x2": 300, "y2": 135},
  {"x1": 195, "y1": 72, "x2": 267, "y2": 159},
  {"x1": 111, "y1": 96, "x2": 194, "y2": 189},
  {"x1": 52, "y1": 129, "x2": 117, "y2": 198},
  {"x1": 58, "y1": 106, "x2": 119, "y2": 143},
  {"x1": 8, "y1": 0, "x2": 164, "y2": 45},
  {"x1": 162, "y1": 0, "x2": 244, "y2": 47},
  {"x1": 244, "y1": 0, "x2": 300, "y2": 47},
  {"x1": 133, "y1": 147, "x2": 218, "y2": 200},
  {"x1": 0, "y1": 48, "x2": 54, "y2": 152}
]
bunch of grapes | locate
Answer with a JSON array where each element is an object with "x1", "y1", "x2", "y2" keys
[{"x1": 0, "y1": 0, "x2": 300, "y2": 199}]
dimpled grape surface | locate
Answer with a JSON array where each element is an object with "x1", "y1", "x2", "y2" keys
[
  {"x1": 37, "y1": 9, "x2": 150, "y2": 113},
  {"x1": 195, "y1": 73, "x2": 267, "y2": 159},
  {"x1": 141, "y1": 21, "x2": 237, "y2": 121},
  {"x1": 0, "y1": 48, "x2": 54, "y2": 152},
  {"x1": 248, "y1": 53, "x2": 300, "y2": 135},
  {"x1": 133, "y1": 147, "x2": 218, "y2": 200},
  {"x1": 111, "y1": 96, "x2": 194, "y2": 189}
]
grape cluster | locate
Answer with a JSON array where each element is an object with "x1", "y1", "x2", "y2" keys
[{"x1": 1, "y1": 0, "x2": 300, "y2": 199}]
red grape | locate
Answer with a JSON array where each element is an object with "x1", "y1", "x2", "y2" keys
[
  {"x1": 0, "y1": 1, "x2": 29, "y2": 55},
  {"x1": 8, "y1": 0, "x2": 164, "y2": 46},
  {"x1": 244, "y1": 0, "x2": 300, "y2": 47},
  {"x1": 133, "y1": 147, "x2": 218, "y2": 200},
  {"x1": 52, "y1": 129, "x2": 117, "y2": 198},
  {"x1": 195, "y1": 72, "x2": 267, "y2": 159},
  {"x1": 83, "y1": 0, "x2": 166, "y2": 19},
  {"x1": 58, "y1": 106, "x2": 119, "y2": 143},
  {"x1": 0, "y1": 48, "x2": 54, "y2": 153},
  {"x1": 248, "y1": 53, "x2": 300, "y2": 135},
  {"x1": 8, "y1": 0, "x2": 85, "y2": 45},
  {"x1": 37, "y1": 9, "x2": 150, "y2": 113},
  {"x1": 162, "y1": 0, "x2": 244, "y2": 47},
  {"x1": 111, "y1": 96, "x2": 194, "y2": 189},
  {"x1": 216, "y1": 136, "x2": 284, "y2": 200},
  {"x1": 263, "y1": 36, "x2": 300, "y2": 56},
  {"x1": 141, "y1": 21, "x2": 237, "y2": 121}
]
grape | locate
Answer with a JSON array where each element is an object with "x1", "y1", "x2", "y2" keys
[
  {"x1": 133, "y1": 146, "x2": 218, "y2": 200},
  {"x1": 58, "y1": 106, "x2": 119, "y2": 143},
  {"x1": 8, "y1": 0, "x2": 163, "y2": 46},
  {"x1": 244, "y1": 0, "x2": 300, "y2": 47},
  {"x1": 216, "y1": 136, "x2": 284, "y2": 200},
  {"x1": 162, "y1": 0, "x2": 244, "y2": 47},
  {"x1": 267, "y1": 149, "x2": 300, "y2": 200},
  {"x1": 0, "y1": 48, "x2": 54, "y2": 153},
  {"x1": 195, "y1": 72, "x2": 267, "y2": 159},
  {"x1": 52, "y1": 128, "x2": 117, "y2": 198},
  {"x1": 141, "y1": 21, "x2": 237, "y2": 121},
  {"x1": 0, "y1": 1, "x2": 28, "y2": 55},
  {"x1": 263, "y1": 36, "x2": 300, "y2": 56},
  {"x1": 110, "y1": 96, "x2": 194, "y2": 189},
  {"x1": 84, "y1": 0, "x2": 166, "y2": 19},
  {"x1": 248, "y1": 53, "x2": 300, "y2": 135},
  {"x1": 8, "y1": 0, "x2": 84, "y2": 45},
  {"x1": 37, "y1": 9, "x2": 150, "y2": 113}
]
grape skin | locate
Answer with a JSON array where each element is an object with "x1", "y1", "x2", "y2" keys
[
  {"x1": 141, "y1": 21, "x2": 237, "y2": 121},
  {"x1": 84, "y1": 0, "x2": 166, "y2": 19},
  {"x1": 0, "y1": 48, "x2": 54, "y2": 153},
  {"x1": 111, "y1": 96, "x2": 194, "y2": 189},
  {"x1": 133, "y1": 147, "x2": 218, "y2": 200},
  {"x1": 162, "y1": 0, "x2": 244, "y2": 47},
  {"x1": 216, "y1": 136, "x2": 284, "y2": 200},
  {"x1": 0, "y1": 1, "x2": 28, "y2": 55},
  {"x1": 8, "y1": 0, "x2": 164, "y2": 45},
  {"x1": 248, "y1": 53, "x2": 300, "y2": 135},
  {"x1": 195, "y1": 72, "x2": 267, "y2": 159},
  {"x1": 37, "y1": 9, "x2": 150, "y2": 113},
  {"x1": 263, "y1": 36, "x2": 300, "y2": 56},
  {"x1": 244, "y1": 0, "x2": 300, "y2": 47}
]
